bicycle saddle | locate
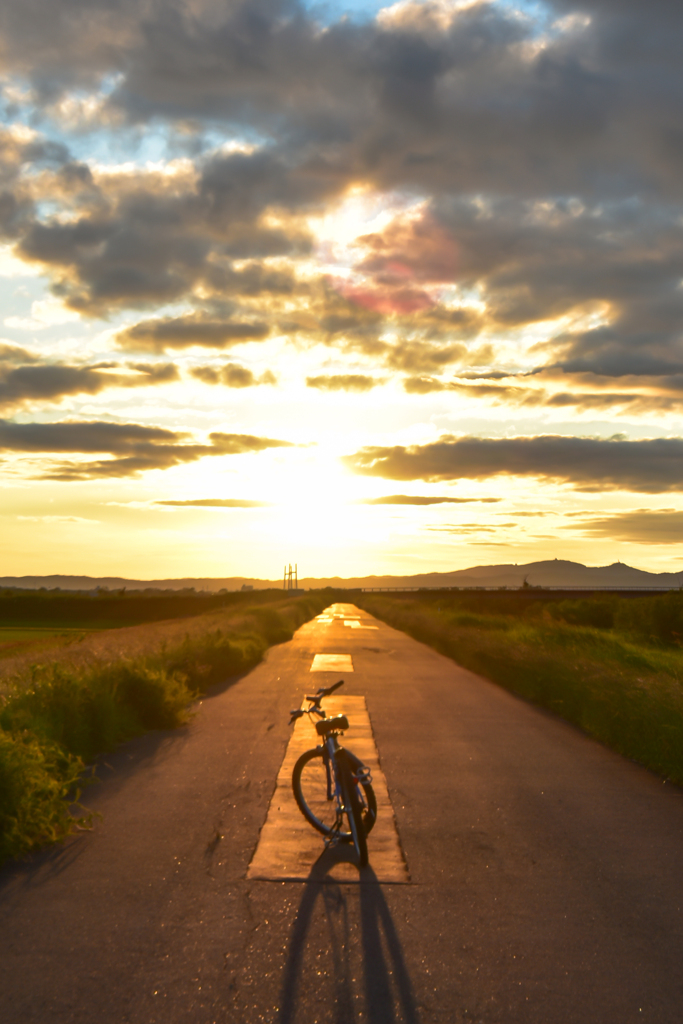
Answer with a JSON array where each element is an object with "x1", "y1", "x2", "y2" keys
[{"x1": 315, "y1": 714, "x2": 349, "y2": 736}]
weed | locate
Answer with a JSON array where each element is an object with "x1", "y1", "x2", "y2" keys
[
  {"x1": 355, "y1": 594, "x2": 683, "y2": 786},
  {"x1": 0, "y1": 730, "x2": 93, "y2": 863}
]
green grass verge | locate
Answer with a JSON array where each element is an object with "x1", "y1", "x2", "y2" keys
[
  {"x1": 354, "y1": 594, "x2": 683, "y2": 786},
  {"x1": 0, "y1": 593, "x2": 331, "y2": 865}
]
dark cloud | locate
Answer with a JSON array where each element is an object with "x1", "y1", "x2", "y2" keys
[
  {"x1": 0, "y1": 420, "x2": 294, "y2": 479},
  {"x1": 207, "y1": 432, "x2": 294, "y2": 455},
  {"x1": 190, "y1": 363, "x2": 276, "y2": 388},
  {"x1": 0, "y1": 343, "x2": 41, "y2": 364},
  {"x1": 306, "y1": 374, "x2": 383, "y2": 392},
  {"x1": 344, "y1": 434, "x2": 683, "y2": 493},
  {"x1": 402, "y1": 374, "x2": 683, "y2": 414},
  {"x1": 0, "y1": 418, "x2": 183, "y2": 456},
  {"x1": 156, "y1": 498, "x2": 270, "y2": 508},
  {"x1": 357, "y1": 215, "x2": 459, "y2": 284},
  {"x1": 360, "y1": 494, "x2": 499, "y2": 505},
  {"x1": 576, "y1": 508, "x2": 683, "y2": 544},
  {"x1": 403, "y1": 375, "x2": 450, "y2": 394},
  {"x1": 5, "y1": 0, "x2": 676, "y2": 201},
  {"x1": 387, "y1": 341, "x2": 477, "y2": 374},
  {"x1": 8, "y1": 150, "x2": 313, "y2": 316},
  {"x1": 2, "y1": 0, "x2": 683, "y2": 388},
  {"x1": 115, "y1": 315, "x2": 270, "y2": 353},
  {"x1": 0, "y1": 360, "x2": 178, "y2": 408}
]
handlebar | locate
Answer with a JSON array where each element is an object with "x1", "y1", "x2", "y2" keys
[{"x1": 288, "y1": 679, "x2": 345, "y2": 724}]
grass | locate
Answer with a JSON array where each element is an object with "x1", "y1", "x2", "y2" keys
[
  {"x1": 0, "y1": 592, "x2": 333, "y2": 865},
  {"x1": 354, "y1": 593, "x2": 683, "y2": 787},
  {"x1": 0, "y1": 628, "x2": 95, "y2": 659}
]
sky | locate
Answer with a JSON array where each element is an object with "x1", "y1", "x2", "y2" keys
[{"x1": 2, "y1": 0, "x2": 683, "y2": 581}]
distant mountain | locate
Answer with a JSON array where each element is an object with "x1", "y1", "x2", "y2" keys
[
  {"x1": 298, "y1": 559, "x2": 683, "y2": 590},
  {"x1": 0, "y1": 574, "x2": 271, "y2": 592},
  {"x1": 1, "y1": 560, "x2": 682, "y2": 592}
]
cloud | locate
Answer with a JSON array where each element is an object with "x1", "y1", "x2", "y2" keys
[
  {"x1": 0, "y1": 343, "x2": 41, "y2": 364},
  {"x1": 576, "y1": 509, "x2": 683, "y2": 544},
  {"x1": 427, "y1": 524, "x2": 502, "y2": 534},
  {"x1": 4, "y1": 0, "x2": 669, "y2": 209},
  {"x1": 156, "y1": 499, "x2": 270, "y2": 508},
  {"x1": 402, "y1": 373, "x2": 683, "y2": 414},
  {"x1": 16, "y1": 514, "x2": 95, "y2": 524},
  {"x1": 207, "y1": 432, "x2": 294, "y2": 454},
  {"x1": 115, "y1": 315, "x2": 270, "y2": 353},
  {"x1": 6, "y1": 147, "x2": 313, "y2": 316},
  {"x1": 356, "y1": 214, "x2": 459, "y2": 285},
  {"x1": 306, "y1": 374, "x2": 384, "y2": 392},
  {"x1": 0, "y1": 420, "x2": 294, "y2": 479},
  {"x1": 2, "y1": 0, "x2": 683, "y2": 386},
  {"x1": 190, "y1": 363, "x2": 277, "y2": 388},
  {"x1": 0, "y1": 360, "x2": 179, "y2": 409},
  {"x1": 343, "y1": 434, "x2": 683, "y2": 493},
  {"x1": 3, "y1": 0, "x2": 683, "y2": 504},
  {"x1": 359, "y1": 494, "x2": 500, "y2": 505},
  {"x1": 403, "y1": 375, "x2": 452, "y2": 394}
]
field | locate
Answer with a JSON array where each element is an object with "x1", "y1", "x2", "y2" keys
[
  {"x1": 0, "y1": 628, "x2": 95, "y2": 661},
  {"x1": 0, "y1": 588, "x2": 340, "y2": 864},
  {"x1": 0, "y1": 588, "x2": 308, "y2": 688},
  {"x1": 0, "y1": 587, "x2": 287, "y2": 631},
  {"x1": 354, "y1": 589, "x2": 683, "y2": 788}
]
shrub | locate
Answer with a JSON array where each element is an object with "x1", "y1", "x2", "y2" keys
[
  {"x1": 545, "y1": 597, "x2": 617, "y2": 629},
  {"x1": 614, "y1": 591, "x2": 683, "y2": 644},
  {"x1": 0, "y1": 730, "x2": 90, "y2": 863}
]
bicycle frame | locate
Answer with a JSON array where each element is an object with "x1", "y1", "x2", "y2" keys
[
  {"x1": 320, "y1": 735, "x2": 345, "y2": 839},
  {"x1": 314, "y1": 729, "x2": 374, "y2": 842}
]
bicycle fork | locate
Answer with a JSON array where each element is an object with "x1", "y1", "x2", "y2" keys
[{"x1": 322, "y1": 740, "x2": 372, "y2": 850}]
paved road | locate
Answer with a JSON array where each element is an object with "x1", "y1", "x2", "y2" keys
[{"x1": 1, "y1": 604, "x2": 682, "y2": 1023}]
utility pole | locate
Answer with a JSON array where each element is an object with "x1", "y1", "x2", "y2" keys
[{"x1": 283, "y1": 564, "x2": 297, "y2": 590}]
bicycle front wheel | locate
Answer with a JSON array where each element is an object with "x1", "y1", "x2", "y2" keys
[
  {"x1": 292, "y1": 747, "x2": 340, "y2": 836},
  {"x1": 292, "y1": 748, "x2": 376, "y2": 840}
]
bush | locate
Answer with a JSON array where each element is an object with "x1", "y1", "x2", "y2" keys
[
  {"x1": 0, "y1": 730, "x2": 90, "y2": 863},
  {"x1": 614, "y1": 591, "x2": 683, "y2": 644},
  {"x1": 0, "y1": 660, "x2": 197, "y2": 763},
  {"x1": 546, "y1": 597, "x2": 617, "y2": 629}
]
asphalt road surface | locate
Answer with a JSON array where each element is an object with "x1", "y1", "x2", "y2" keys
[{"x1": 1, "y1": 603, "x2": 682, "y2": 1024}]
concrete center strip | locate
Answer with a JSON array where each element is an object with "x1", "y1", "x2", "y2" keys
[
  {"x1": 247, "y1": 696, "x2": 410, "y2": 883},
  {"x1": 310, "y1": 653, "x2": 354, "y2": 672}
]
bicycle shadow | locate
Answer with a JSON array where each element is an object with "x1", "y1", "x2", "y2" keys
[{"x1": 278, "y1": 848, "x2": 419, "y2": 1024}]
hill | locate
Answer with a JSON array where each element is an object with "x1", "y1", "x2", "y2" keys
[{"x1": 1, "y1": 560, "x2": 682, "y2": 592}]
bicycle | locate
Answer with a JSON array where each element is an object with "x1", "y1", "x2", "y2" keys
[{"x1": 289, "y1": 680, "x2": 377, "y2": 867}]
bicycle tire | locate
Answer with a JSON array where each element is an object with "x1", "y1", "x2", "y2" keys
[
  {"x1": 343, "y1": 764, "x2": 368, "y2": 867},
  {"x1": 292, "y1": 747, "x2": 377, "y2": 839}
]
